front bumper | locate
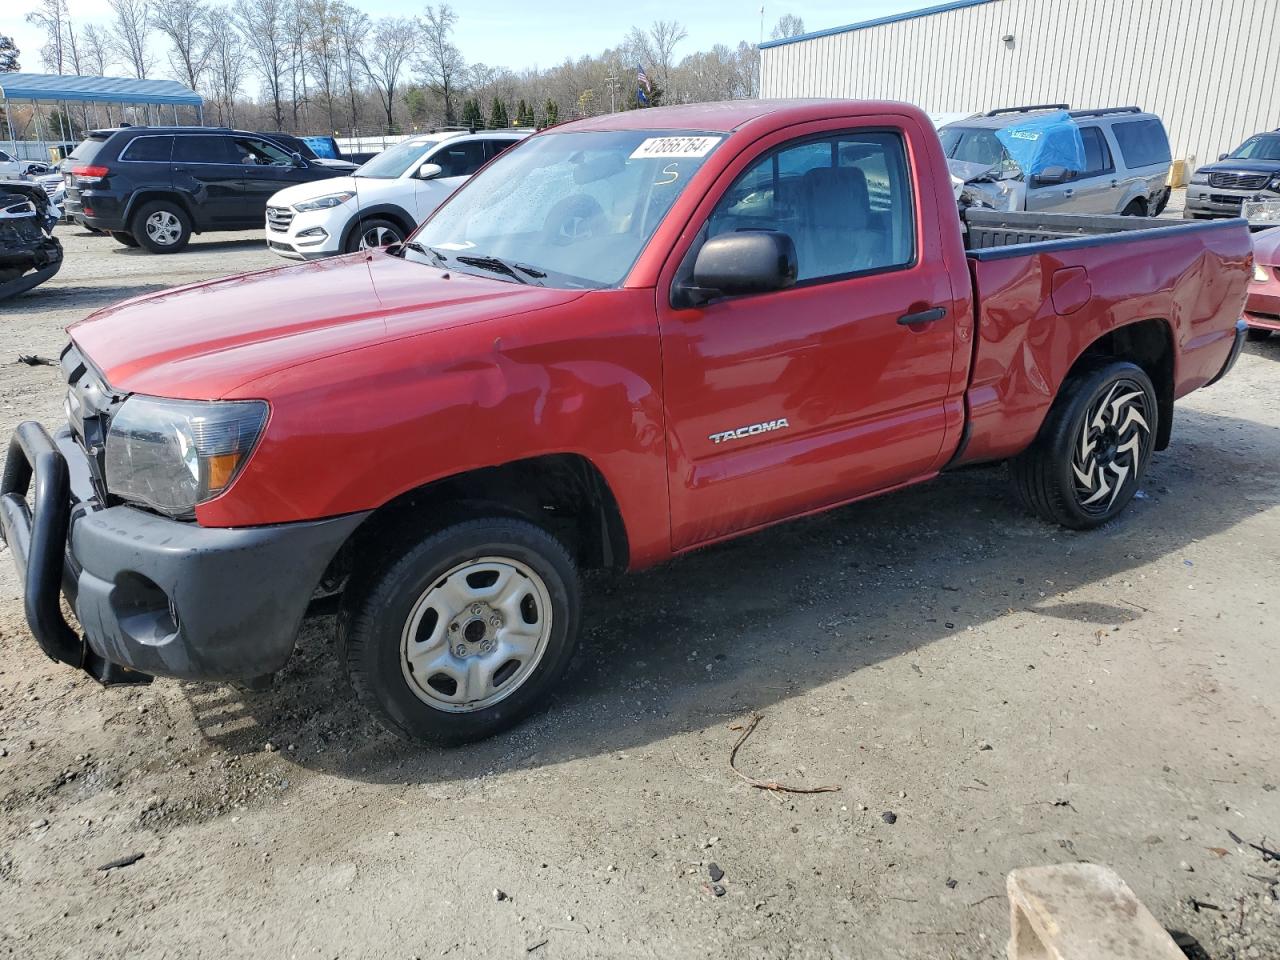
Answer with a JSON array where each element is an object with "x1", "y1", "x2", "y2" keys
[
  {"x1": 1245, "y1": 270, "x2": 1280, "y2": 332},
  {"x1": 1184, "y1": 187, "x2": 1279, "y2": 219},
  {"x1": 0, "y1": 422, "x2": 367, "y2": 683},
  {"x1": 264, "y1": 207, "x2": 346, "y2": 260}
]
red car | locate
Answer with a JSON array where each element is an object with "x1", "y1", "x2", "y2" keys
[
  {"x1": 1246, "y1": 226, "x2": 1280, "y2": 340},
  {"x1": 1, "y1": 99, "x2": 1252, "y2": 743}
]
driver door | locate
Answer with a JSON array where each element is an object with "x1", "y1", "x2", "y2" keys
[
  {"x1": 414, "y1": 140, "x2": 487, "y2": 221},
  {"x1": 656, "y1": 116, "x2": 963, "y2": 550}
]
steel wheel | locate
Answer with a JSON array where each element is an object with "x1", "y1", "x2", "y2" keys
[
  {"x1": 145, "y1": 210, "x2": 183, "y2": 246},
  {"x1": 399, "y1": 556, "x2": 553, "y2": 714},
  {"x1": 1070, "y1": 378, "x2": 1152, "y2": 515}
]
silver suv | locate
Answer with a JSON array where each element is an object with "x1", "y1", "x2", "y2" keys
[{"x1": 941, "y1": 105, "x2": 1173, "y2": 216}]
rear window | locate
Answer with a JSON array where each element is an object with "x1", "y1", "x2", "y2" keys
[
  {"x1": 68, "y1": 136, "x2": 108, "y2": 164},
  {"x1": 120, "y1": 136, "x2": 175, "y2": 162},
  {"x1": 1111, "y1": 119, "x2": 1171, "y2": 169}
]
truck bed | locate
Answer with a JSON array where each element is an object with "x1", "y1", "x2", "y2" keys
[{"x1": 961, "y1": 208, "x2": 1242, "y2": 255}]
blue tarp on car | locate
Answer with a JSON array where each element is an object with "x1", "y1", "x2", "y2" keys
[{"x1": 995, "y1": 110, "x2": 1085, "y2": 175}]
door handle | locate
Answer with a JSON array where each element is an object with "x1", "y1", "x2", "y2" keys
[
  {"x1": 897, "y1": 306, "x2": 947, "y2": 326},
  {"x1": 1064, "y1": 188, "x2": 1074, "y2": 196}
]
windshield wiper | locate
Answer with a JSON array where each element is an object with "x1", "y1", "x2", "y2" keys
[
  {"x1": 455, "y1": 254, "x2": 546, "y2": 285},
  {"x1": 400, "y1": 241, "x2": 449, "y2": 266}
]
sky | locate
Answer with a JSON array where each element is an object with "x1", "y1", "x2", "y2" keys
[{"x1": 1, "y1": 0, "x2": 927, "y2": 78}]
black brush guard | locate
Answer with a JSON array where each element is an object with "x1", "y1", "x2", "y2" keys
[{"x1": 0, "y1": 421, "x2": 150, "y2": 684}]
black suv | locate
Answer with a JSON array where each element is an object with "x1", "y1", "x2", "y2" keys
[
  {"x1": 1185, "y1": 130, "x2": 1280, "y2": 220},
  {"x1": 64, "y1": 126, "x2": 347, "y2": 253}
]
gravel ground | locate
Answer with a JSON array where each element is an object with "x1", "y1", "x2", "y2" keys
[{"x1": 0, "y1": 220, "x2": 1278, "y2": 960}]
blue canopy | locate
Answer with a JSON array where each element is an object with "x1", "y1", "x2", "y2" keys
[
  {"x1": 0, "y1": 73, "x2": 202, "y2": 107},
  {"x1": 995, "y1": 110, "x2": 1085, "y2": 175}
]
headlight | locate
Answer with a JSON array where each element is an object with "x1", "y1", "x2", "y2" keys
[
  {"x1": 1189, "y1": 172, "x2": 1209, "y2": 185},
  {"x1": 105, "y1": 396, "x2": 268, "y2": 518},
  {"x1": 292, "y1": 191, "x2": 354, "y2": 212},
  {"x1": 1269, "y1": 175, "x2": 1280, "y2": 192},
  {"x1": 1256, "y1": 263, "x2": 1271, "y2": 283}
]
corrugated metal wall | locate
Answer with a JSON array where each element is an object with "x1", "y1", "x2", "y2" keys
[{"x1": 760, "y1": 0, "x2": 1280, "y2": 166}]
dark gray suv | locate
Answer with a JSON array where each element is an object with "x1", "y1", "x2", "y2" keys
[{"x1": 1184, "y1": 131, "x2": 1280, "y2": 220}]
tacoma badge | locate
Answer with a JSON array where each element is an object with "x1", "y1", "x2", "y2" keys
[{"x1": 708, "y1": 418, "x2": 790, "y2": 444}]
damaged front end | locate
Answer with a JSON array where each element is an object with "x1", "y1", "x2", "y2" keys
[{"x1": 0, "y1": 180, "x2": 63, "y2": 302}]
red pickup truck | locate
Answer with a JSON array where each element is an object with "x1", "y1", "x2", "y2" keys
[{"x1": 1, "y1": 100, "x2": 1252, "y2": 743}]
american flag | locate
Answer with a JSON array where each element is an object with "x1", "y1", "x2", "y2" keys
[{"x1": 637, "y1": 64, "x2": 651, "y2": 105}]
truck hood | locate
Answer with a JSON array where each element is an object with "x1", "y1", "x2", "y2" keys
[
  {"x1": 1197, "y1": 160, "x2": 1280, "y2": 177},
  {"x1": 68, "y1": 252, "x2": 586, "y2": 399}
]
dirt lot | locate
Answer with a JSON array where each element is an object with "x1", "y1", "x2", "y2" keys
[{"x1": 0, "y1": 224, "x2": 1278, "y2": 960}]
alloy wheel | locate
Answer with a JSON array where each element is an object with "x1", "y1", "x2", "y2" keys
[
  {"x1": 1071, "y1": 378, "x2": 1151, "y2": 514},
  {"x1": 145, "y1": 210, "x2": 182, "y2": 246},
  {"x1": 359, "y1": 225, "x2": 400, "y2": 249}
]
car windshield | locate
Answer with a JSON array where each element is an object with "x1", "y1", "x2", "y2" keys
[
  {"x1": 410, "y1": 129, "x2": 725, "y2": 289},
  {"x1": 1228, "y1": 135, "x2": 1280, "y2": 162},
  {"x1": 939, "y1": 126, "x2": 1011, "y2": 167},
  {"x1": 355, "y1": 138, "x2": 440, "y2": 179}
]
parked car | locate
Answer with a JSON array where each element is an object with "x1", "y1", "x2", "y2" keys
[
  {"x1": 255, "y1": 131, "x2": 359, "y2": 173},
  {"x1": 0, "y1": 99, "x2": 1250, "y2": 744},
  {"x1": 1245, "y1": 226, "x2": 1280, "y2": 340},
  {"x1": 33, "y1": 170, "x2": 66, "y2": 221},
  {"x1": 0, "y1": 147, "x2": 52, "y2": 178},
  {"x1": 61, "y1": 126, "x2": 350, "y2": 253},
  {"x1": 1185, "y1": 130, "x2": 1280, "y2": 221},
  {"x1": 0, "y1": 179, "x2": 62, "y2": 300},
  {"x1": 263, "y1": 128, "x2": 530, "y2": 258},
  {"x1": 941, "y1": 105, "x2": 1173, "y2": 215}
]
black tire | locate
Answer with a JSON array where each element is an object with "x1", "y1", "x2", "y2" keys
[
  {"x1": 1153, "y1": 187, "x2": 1171, "y2": 216},
  {"x1": 130, "y1": 199, "x2": 192, "y2": 253},
  {"x1": 343, "y1": 217, "x2": 404, "y2": 253},
  {"x1": 1245, "y1": 328, "x2": 1271, "y2": 342},
  {"x1": 109, "y1": 230, "x2": 139, "y2": 247},
  {"x1": 1120, "y1": 199, "x2": 1146, "y2": 217},
  {"x1": 1009, "y1": 359, "x2": 1158, "y2": 530},
  {"x1": 338, "y1": 517, "x2": 581, "y2": 744}
]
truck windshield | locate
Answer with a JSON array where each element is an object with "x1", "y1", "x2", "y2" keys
[
  {"x1": 410, "y1": 129, "x2": 724, "y2": 289},
  {"x1": 1228, "y1": 135, "x2": 1280, "y2": 162},
  {"x1": 355, "y1": 138, "x2": 440, "y2": 179}
]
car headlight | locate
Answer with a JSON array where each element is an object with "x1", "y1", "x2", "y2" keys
[
  {"x1": 1269, "y1": 175, "x2": 1280, "y2": 192},
  {"x1": 1189, "y1": 172, "x2": 1209, "y2": 185},
  {"x1": 1256, "y1": 262, "x2": 1271, "y2": 283},
  {"x1": 292, "y1": 191, "x2": 354, "y2": 212},
  {"x1": 104, "y1": 396, "x2": 268, "y2": 518}
]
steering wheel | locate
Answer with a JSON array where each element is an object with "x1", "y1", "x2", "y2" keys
[{"x1": 542, "y1": 195, "x2": 605, "y2": 246}]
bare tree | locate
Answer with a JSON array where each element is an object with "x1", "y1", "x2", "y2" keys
[
  {"x1": 770, "y1": 14, "x2": 805, "y2": 40},
  {"x1": 625, "y1": 19, "x2": 687, "y2": 95},
  {"x1": 109, "y1": 0, "x2": 154, "y2": 79},
  {"x1": 285, "y1": 0, "x2": 311, "y2": 130},
  {"x1": 26, "y1": 0, "x2": 72, "y2": 74},
  {"x1": 418, "y1": 4, "x2": 464, "y2": 125},
  {"x1": 207, "y1": 12, "x2": 245, "y2": 125},
  {"x1": 304, "y1": 0, "x2": 342, "y2": 131},
  {"x1": 152, "y1": 0, "x2": 212, "y2": 93},
  {"x1": 358, "y1": 16, "x2": 417, "y2": 132},
  {"x1": 334, "y1": 2, "x2": 368, "y2": 131},
  {"x1": 234, "y1": 0, "x2": 290, "y2": 129}
]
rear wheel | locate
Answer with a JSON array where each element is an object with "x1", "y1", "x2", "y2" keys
[
  {"x1": 1009, "y1": 360, "x2": 1157, "y2": 529},
  {"x1": 1245, "y1": 328, "x2": 1272, "y2": 342},
  {"x1": 344, "y1": 217, "x2": 404, "y2": 253},
  {"x1": 109, "y1": 231, "x2": 139, "y2": 247},
  {"x1": 131, "y1": 200, "x2": 191, "y2": 254},
  {"x1": 1120, "y1": 199, "x2": 1146, "y2": 217},
  {"x1": 338, "y1": 517, "x2": 581, "y2": 744}
]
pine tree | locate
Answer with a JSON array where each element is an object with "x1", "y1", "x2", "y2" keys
[
  {"x1": 544, "y1": 98, "x2": 559, "y2": 126},
  {"x1": 0, "y1": 34, "x2": 19, "y2": 73},
  {"x1": 488, "y1": 97, "x2": 508, "y2": 129},
  {"x1": 513, "y1": 98, "x2": 530, "y2": 127},
  {"x1": 461, "y1": 98, "x2": 483, "y2": 129}
]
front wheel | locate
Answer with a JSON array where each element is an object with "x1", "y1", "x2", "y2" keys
[
  {"x1": 344, "y1": 217, "x2": 404, "y2": 253},
  {"x1": 338, "y1": 517, "x2": 581, "y2": 744},
  {"x1": 1009, "y1": 360, "x2": 1158, "y2": 529}
]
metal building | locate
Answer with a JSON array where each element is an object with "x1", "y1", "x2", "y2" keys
[{"x1": 759, "y1": 0, "x2": 1280, "y2": 167}]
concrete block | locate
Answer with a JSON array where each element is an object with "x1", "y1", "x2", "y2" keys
[{"x1": 1006, "y1": 863, "x2": 1185, "y2": 960}]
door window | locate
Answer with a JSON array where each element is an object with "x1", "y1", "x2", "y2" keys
[
  {"x1": 231, "y1": 136, "x2": 294, "y2": 166},
  {"x1": 120, "y1": 136, "x2": 175, "y2": 162},
  {"x1": 173, "y1": 135, "x2": 236, "y2": 164},
  {"x1": 430, "y1": 141, "x2": 488, "y2": 178},
  {"x1": 484, "y1": 139, "x2": 518, "y2": 160},
  {"x1": 704, "y1": 131, "x2": 915, "y2": 282},
  {"x1": 1078, "y1": 126, "x2": 1114, "y2": 177}
]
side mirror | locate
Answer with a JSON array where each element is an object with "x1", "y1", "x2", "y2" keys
[
  {"x1": 1219, "y1": 153, "x2": 1229, "y2": 161},
  {"x1": 291, "y1": 152, "x2": 305, "y2": 167},
  {"x1": 1031, "y1": 166, "x2": 1071, "y2": 187},
  {"x1": 418, "y1": 162, "x2": 443, "y2": 180},
  {"x1": 674, "y1": 231, "x2": 798, "y2": 308}
]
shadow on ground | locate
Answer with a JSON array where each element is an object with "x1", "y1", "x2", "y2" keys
[{"x1": 182, "y1": 407, "x2": 1280, "y2": 784}]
